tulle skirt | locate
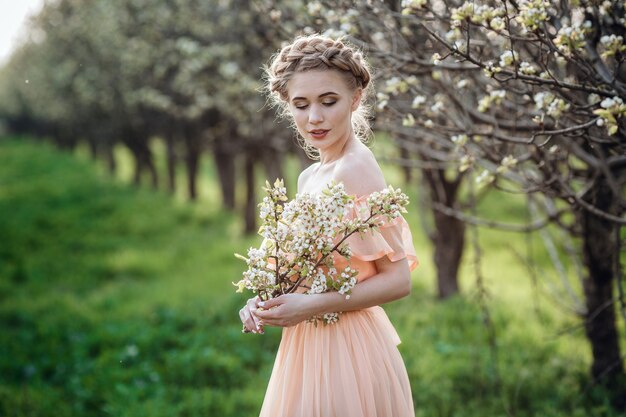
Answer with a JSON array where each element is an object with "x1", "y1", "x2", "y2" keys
[{"x1": 259, "y1": 306, "x2": 415, "y2": 417}]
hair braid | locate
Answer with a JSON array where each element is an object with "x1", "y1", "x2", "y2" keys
[{"x1": 268, "y1": 36, "x2": 370, "y2": 101}]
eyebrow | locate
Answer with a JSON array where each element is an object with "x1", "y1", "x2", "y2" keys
[{"x1": 291, "y1": 91, "x2": 338, "y2": 102}]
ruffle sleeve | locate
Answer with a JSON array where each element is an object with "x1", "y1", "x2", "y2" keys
[{"x1": 343, "y1": 195, "x2": 419, "y2": 272}]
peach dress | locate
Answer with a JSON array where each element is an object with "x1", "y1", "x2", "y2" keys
[{"x1": 259, "y1": 194, "x2": 419, "y2": 417}]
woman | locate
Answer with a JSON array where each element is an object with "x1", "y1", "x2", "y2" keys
[{"x1": 239, "y1": 35, "x2": 419, "y2": 417}]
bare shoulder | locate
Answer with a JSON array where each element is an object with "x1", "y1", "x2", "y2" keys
[
  {"x1": 297, "y1": 162, "x2": 319, "y2": 193},
  {"x1": 334, "y1": 142, "x2": 386, "y2": 196}
]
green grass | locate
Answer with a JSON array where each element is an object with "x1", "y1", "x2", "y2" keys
[{"x1": 0, "y1": 137, "x2": 624, "y2": 416}]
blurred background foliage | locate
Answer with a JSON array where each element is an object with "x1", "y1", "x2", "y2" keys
[
  {"x1": 1, "y1": 137, "x2": 620, "y2": 417},
  {"x1": 0, "y1": 0, "x2": 625, "y2": 416}
]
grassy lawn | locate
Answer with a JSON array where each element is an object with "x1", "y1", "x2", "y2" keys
[{"x1": 0, "y1": 137, "x2": 623, "y2": 416}]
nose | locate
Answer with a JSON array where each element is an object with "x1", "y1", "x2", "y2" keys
[{"x1": 308, "y1": 104, "x2": 323, "y2": 125}]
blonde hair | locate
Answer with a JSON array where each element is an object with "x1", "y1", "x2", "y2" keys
[{"x1": 265, "y1": 34, "x2": 373, "y2": 158}]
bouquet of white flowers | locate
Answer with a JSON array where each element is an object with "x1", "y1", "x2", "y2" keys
[{"x1": 234, "y1": 179, "x2": 409, "y2": 325}]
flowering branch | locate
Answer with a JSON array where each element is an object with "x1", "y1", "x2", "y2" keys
[{"x1": 234, "y1": 179, "x2": 409, "y2": 324}]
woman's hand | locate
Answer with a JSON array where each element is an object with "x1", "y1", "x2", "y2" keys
[
  {"x1": 239, "y1": 296, "x2": 264, "y2": 334},
  {"x1": 252, "y1": 293, "x2": 317, "y2": 328}
]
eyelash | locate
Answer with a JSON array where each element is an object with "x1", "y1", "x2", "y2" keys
[{"x1": 295, "y1": 101, "x2": 336, "y2": 110}]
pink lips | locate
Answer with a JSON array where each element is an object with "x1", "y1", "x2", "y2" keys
[{"x1": 309, "y1": 129, "x2": 329, "y2": 139}]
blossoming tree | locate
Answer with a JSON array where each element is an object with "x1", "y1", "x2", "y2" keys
[{"x1": 257, "y1": 0, "x2": 626, "y2": 401}]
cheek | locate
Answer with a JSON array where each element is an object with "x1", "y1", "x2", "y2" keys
[
  {"x1": 332, "y1": 106, "x2": 351, "y2": 126},
  {"x1": 293, "y1": 112, "x2": 308, "y2": 131}
]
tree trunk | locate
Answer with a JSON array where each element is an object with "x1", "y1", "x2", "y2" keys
[
  {"x1": 105, "y1": 143, "x2": 116, "y2": 176},
  {"x1": 580, "y1": 178, "x2": 625, "y2": 405},
  {"x1": 399, "y1": 145, "x2": 412, "y2": 184},
  {"x1": 294, "y1": 143, "x2": 314, "y2": 173},
  {"x1": 131, "y1": 146, "x2": 142, "y2": 186},
  {"x1": 184, "y1": 133, "x2": 201, "y2": 201},
  {"x1": 244, "y1": 152, "x2": 257, "y2": 234},
  {"x1": 213, "y1": 140, "x2": 236, "y2": 210},
  {"x1": 263, "y1": 149, "x2": 284, "y2": 184},
  {"x1": 422, "y1": 167, "x2": 465, "y2": 299},
  {"x1": 145, "y1": 145, "x2": 159, "y2": 190},
  {"x1": 88, "y1": 139, "x2": 99, "y2": 160},
  {"x1": 432, "y1": 207, "x2": 465, "y2": 298},
  {"x1": 130, "y1": 138, "x2": 158, "y2": 189},
  {"x1": 165, "y1": 134, "x2": 177, "y2": 194}
]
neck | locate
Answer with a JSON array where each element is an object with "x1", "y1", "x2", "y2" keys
[{"x1": 318, "y1": 132, "x2": 357, "y2": 165}]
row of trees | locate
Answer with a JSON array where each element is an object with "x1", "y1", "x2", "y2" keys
[
  {"x1": 0, "y1": 0, "x2": 624, "y2": 406},
  {"x1": 0, "y1": 0, "x2": 307, "y2": 233}
]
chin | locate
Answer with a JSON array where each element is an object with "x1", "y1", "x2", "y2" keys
[
  {"x1": 305, "y1": 134, "x2": 339, "y2": 148},
  {"x1": 305, "y1": 139, "x2": 331, "y2": 150}
]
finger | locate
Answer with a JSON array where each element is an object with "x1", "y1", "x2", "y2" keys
[
  {"x1": 252, "y1": 307, "x2": 273, "y2": 320},
  {"x1": 247, "y1": 307, "x2": 266, "y2": 333},
  {"x1": 253, "y1": 305, "x2": 283, "y2": 323},
  {"x1": 258, "y1": 297, "x2": 283, "y2": 310},
  {"x1": 241, "y1": 308, "x2": 259, "y2": 333},
  {"x1": 239, "y1": 309, "x2": 253, "y2": 333},
  {"x1": 258, "y1": 318, "x2": 283, "y2": 327},
  {"x1": 245, "y1": 303, "x2": 262, "y2": 330},
  {"x1": 249, "y1": 308, "x2": 262, "y2": 332},
  {"x1": 247, "y1": 296, "x2": 260, "y2": 309},
  {"x1": 246, "y1": 300, "x2": 263, "y2": 330}
]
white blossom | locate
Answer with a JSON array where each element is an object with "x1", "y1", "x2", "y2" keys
[
  {"x1": 430, "y1": 100, "x2": 444, "y2": 113},
  {"x1": 553, "y1": 21, "x2": 590, "y2": 56},
  {"x1": 483, "y1": 61, "x2": 501, "y2": 78},
  {"x1": 519, "y1": 61, "x2": 537, "y2": 75},
  {"x1": 478, "y1": 90, "x2": 506, "y2": 112},
  {"x1": 455, "y1": 79, "x2": 469, "y2": 89},
  {"x1": 376, "y1": 92, "x2": 390, "y2": 111},
  {"x1": 451, "y1": 134, "x2": 468, "y2": 146},
  {"x1": 534, "y1": 92, "x2": 570, "y2": 118},
  {"x1": 476, "y1": 169, "x2": 495, "y2": 185},
  {"x1": 459, "y1": 154, "x2": 474, "y2": 172},
  {"x1": 384, "y1": 77, "x2": 409, "y2": 95},
  {"x1": 499, "y1": 50, "x2": 518, "y2": 67},
  {"x1": 411, "y1": 95, "x2": 427, "y2": 109},
  {"x1": 402, "y1": 0, "x2": 428, "y2": 13},
  {"x1": 403, "y1": 113, "x2": 416, "y2": 127},
  {"x1": 496, "y1": 155, "x2": 518, "y2": 174},
  {"x1": 307, "y1": 2, "x2": 322, "y2": 16},
  {"x1": 517, "y1": 0, "x2": 550, "y2": 31},
  {"x1": 594, "y1": 96, "x2": 626, "y2": 135}
]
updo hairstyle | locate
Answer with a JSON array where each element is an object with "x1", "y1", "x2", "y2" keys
[{"x1": 265, "y1": 35, "x2": 373, "y2": 155}]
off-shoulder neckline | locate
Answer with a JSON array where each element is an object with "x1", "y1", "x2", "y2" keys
[{"x1": 299, "y1": 180, "x2": 390, "y2": 202}]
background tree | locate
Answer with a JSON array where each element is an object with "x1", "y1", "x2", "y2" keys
[{"x1": 260, "y1": 0, "x2": 626, "y2": 403}]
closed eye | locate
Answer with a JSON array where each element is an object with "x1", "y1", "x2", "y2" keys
[{"x1": 294, "y1": 100, "x2": 336, "y2": 110}]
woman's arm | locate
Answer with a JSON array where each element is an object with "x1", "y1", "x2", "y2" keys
[{"x1": 252, "y1": 256, "x2": 411, "y2": 328}]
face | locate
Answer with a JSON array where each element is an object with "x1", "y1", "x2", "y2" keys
[{"x1": 286, "y1": 69, "x2": 361, "y2": 152}]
